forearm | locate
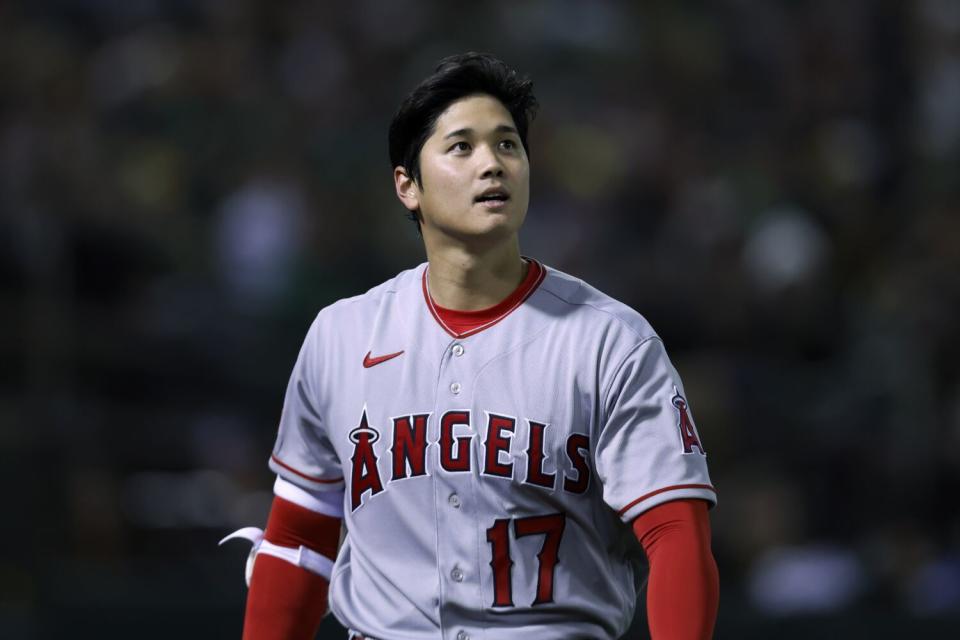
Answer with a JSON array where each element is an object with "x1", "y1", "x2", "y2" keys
[
  {"x1": 244, "y1": 555, "x2": 330, "y2": 640},
  {"x1": 240, "y1": 488, "x2": 343, "y2": 640},
  {"x1": 633, "y1": 499, "x2": 719, "y2": 640}
]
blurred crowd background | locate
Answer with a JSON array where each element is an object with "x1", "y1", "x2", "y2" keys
[{"x1": 1, "y1": 0, "x2": 958, "y2": 638}]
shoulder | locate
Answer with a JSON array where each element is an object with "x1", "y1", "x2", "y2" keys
[
  {"x1": 309, "y1": 263, "x2": 425, "y2": 332},
  {"x1": 536, "y1": 262, "x2": 661, "y2": 347}
]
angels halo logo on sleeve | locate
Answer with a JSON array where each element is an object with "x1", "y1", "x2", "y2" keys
[{"x1": 671, "y1": 389, "x2": 706, "y2": 455}]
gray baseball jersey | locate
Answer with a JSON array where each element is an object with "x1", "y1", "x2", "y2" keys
[{"x1": 269, "y1": 259, "x2": 715, "y2": 640}]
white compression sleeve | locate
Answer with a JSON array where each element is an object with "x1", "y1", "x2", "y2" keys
[{"x1": 273, "y1": 476, "x2": 345, "y2": 518}]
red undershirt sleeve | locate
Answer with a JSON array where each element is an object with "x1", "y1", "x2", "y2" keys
[
  {"x1": 242, "y1": 496, "x2": 342, "y2": 640},
  {"x1": 632, "y1": 498, "x2": 719, "y2": 640}
]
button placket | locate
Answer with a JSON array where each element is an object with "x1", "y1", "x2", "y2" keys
[
  {"x1": 436, "y1": 339, "x2": 475, "y2": 634},
  {"x1": 447, "y1": 342, "x2": 464, "y2": 396}
]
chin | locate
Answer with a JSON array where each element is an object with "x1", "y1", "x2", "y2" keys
[
  {"x1": 442, "y1": 220, "x2": 518, "y2": 245},
  {"x1": 424, "y1": 206, "x2": 525, "y2": 244},
  {"x1": 473, "y1": 211, "x2": 523, "y2": 234}
]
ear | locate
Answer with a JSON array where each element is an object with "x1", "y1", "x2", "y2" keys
[{"x1": 394, "y1": 166, "x2": 420, "y2": 212}]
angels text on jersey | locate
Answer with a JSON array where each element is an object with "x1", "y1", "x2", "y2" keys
[{"x1": 348, "y1": 407, "x2": 592, "y2": 512}]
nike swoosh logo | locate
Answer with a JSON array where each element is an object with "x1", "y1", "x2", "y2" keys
[{"x1": 363, "y1": 350, "x2": 404, "y2": 368}]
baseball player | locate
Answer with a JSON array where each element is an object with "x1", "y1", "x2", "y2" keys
[{"x1": 223, "y1": 52, "x2": 718, "y2": 640}]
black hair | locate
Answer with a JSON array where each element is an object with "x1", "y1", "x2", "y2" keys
[{"x1": 388, "y1": 52, "x2": 539, "y2": 228}]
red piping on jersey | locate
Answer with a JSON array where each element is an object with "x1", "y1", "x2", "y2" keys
[
  {"x1": 618, "y1": 484, "x2": 717, "y2": 517},
  {"x1": 422, "y1": 258, "x2": 546, "y2": 339},
  {"x1": 271, "y1": 454, "x2": 344, "y2": 484}
]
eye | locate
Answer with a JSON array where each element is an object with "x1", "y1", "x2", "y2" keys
[
  {"x1": 499, "y1": 139, "x2": 517, "y2": 151},
  {"x1": 449, "y1": 141, "x2": 471, "y2": 153}
]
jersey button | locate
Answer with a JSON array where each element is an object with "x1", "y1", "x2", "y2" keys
[
  {"x1": 452, "y1": 343, "x2": 464, "y2": 357},
  {"x1": 451, "y1": 567, "x2": 464, "y2": 582},
  {"x1": 456, "y1": 632, "x2": 470, "y2": 640},
  {"x1": 450, "y1": 382, "x2": 461, "y2": 395},
  {"x1": 448, "y1": 493, "x2": 461, "y2": 508}
]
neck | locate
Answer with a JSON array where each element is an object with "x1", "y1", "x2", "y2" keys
[{"x1": 424, "y1": 236, "x2": 526, "y2": 311}]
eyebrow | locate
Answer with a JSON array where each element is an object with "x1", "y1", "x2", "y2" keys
[{"x1": 443, "y1": 125, "x2": 519, "y2": 140}]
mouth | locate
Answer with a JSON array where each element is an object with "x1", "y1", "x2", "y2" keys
[{"x1": 474, "y1": 188, "x2": 511, "y2": 209}]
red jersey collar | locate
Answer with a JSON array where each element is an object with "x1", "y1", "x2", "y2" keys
[{"x1": 422, "y1": 258, "x2": 546, "y2": 339}]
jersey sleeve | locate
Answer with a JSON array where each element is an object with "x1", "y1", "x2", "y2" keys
[
  {"x1": 268, "y1": 314, "x2": 345, "y2": 492},
  {"x1": 595, "y1": 336, "x2": 716, "y2": 523}
]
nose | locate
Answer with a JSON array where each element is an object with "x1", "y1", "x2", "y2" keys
[{"x1": 478, "y1": 144, "x2": 505, "y2": 179}]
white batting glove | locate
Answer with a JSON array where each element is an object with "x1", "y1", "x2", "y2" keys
[
  {"x1": 220, "y1": 526, "x2": 335, "y2": 586},
  {"x1": 219, "y1": 526, "x2": 265, "y2": 587}
]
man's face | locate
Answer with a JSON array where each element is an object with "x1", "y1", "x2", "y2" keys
[{"x1": 397, "y1": 94, "x2": 530, "y2": 245}]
